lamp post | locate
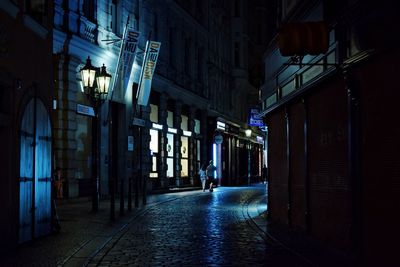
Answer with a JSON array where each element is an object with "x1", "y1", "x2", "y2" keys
[
  {"x1": 245, "y1": 129, "x2": 252, "y2": 185},
  {"x1": 80, "y1": 56, "x2": 111, "y2": 212}
]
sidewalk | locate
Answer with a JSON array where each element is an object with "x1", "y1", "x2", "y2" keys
[{"x1": 0, "y1": 188, "x2": 198, "y2": 267}]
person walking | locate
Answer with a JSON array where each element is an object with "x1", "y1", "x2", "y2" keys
[
  {"x1": 262, "y1": 164, "x2": 268, "y2": 184},
  {"x1": 199, "y1": 163, "x2": 207, "y2": 192},
  {"x1": 206, "y1": 160, "x2": 217, "y2": 192}
]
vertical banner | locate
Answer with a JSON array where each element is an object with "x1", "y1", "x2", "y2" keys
[
  {"x1": 122, "y1": 29, "x2": 140, "y2": 92},
  {"x1": 136, "y1": 41, "x2": 161, "y2": 106}
]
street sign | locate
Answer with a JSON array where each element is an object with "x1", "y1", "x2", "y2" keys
[
  {"x1": 76, "y1": 104, "x2": 95, "y2": 117},
  {"x1": 132, "y1": 117, "x2": 146, "y2": 127}
]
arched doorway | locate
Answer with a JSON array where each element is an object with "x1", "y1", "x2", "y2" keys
[{"x1": 19, "y1": 98, "x2": 52, "y2": 243}]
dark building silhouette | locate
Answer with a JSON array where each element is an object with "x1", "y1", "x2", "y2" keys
[
  {"x1": 0, "y1": 0, "x2": 54, "y2": 248},
  {"x1": 259, "y1": 0, "x2": 400, "y2": 265}
]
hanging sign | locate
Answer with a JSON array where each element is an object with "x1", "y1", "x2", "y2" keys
[
  {"x1": 136, "y1": 41, "x2": 161, "y2": 106},
  {"x1": 214, "y1": 133, "x2": 223, "y2": 144},
  {"x1": 248, "y1": 108, "x2": 264, "y2": 127}
]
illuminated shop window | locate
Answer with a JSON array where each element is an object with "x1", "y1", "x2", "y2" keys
[
  {"x1": 181, "y1": 159, "x2": 188, "y2": 177},
  {"x1": 180, "y1": 136, "x2": 188, "y2": 177},
  {"x1": 195, "y1": 139, "x2": 201, "y2": 174},
  {"x1": 167, "y1": 133, "x2": 174, "y2": 157},
  {"x1": 149, "y1": 156, "x2": 157, "y2": 178},
  {"x1": 150, "y1": 129, "x2": 159, "y2": 153},
  {"x1": 166, "y1": 133, "x2": 174, "y2": 178},
  {"x1": 150, "y1": 129, "x2": 159, "y2": 178},
  {"x1": 196, "y1": 140, "x2": 200, "y2": 161}
]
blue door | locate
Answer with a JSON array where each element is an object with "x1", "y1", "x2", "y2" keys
[{"x1": 19, "y1": 98, "x2": 52, "y2": 243}]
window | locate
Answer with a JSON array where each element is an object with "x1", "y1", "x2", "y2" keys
[
  {"x1": 196, "y1": 140, "x2": 201, "y2": 161},
  {"x1": 83, "y1": 0, "x2": 96, "y2": 22},
  {"x1": 181, "y1": 115, "x2": 188, "y2": 131},
  {"x1": 25, "y1": 0, "x2": 47, "y2": 24},
  {"x1": 150, "y1": 104, "x2": 159, "y2": 123},
  {"x1": 194, "y1": 119, "x2": 200, "y2": 134},
  {"x1": 166, "y1": 133, "x2": 174, "y2": 177},
  {"x1": 150, "y1": 129, "x2": 159, "y2": 154},
  {"x1": 111, "y1": 0, "x2": 120, "y2": 35},
  {"x1": 167, "y1": 110, "x2": 173, "y2": 128},
  {"x1": 196, "y1": 139, "x2": 201, "y2": 174},
  {"x1": 181, "y1": 136, "x2": 188, "y2": 177},
  {"x1": 149, "y1": 129, "x2": 159, "y2": 178}
]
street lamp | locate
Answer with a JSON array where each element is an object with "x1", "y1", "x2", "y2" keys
[
  {"x1": 245, "y1": 129, "x2": 252, "y2": 185},
  {"x1": 245, "y1": 129, "x2": 252, "y2": 138},
  {"x1": 79, "y1": 56, "x2": 111, "y2": 212}
]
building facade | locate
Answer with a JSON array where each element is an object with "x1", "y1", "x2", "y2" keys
[
  {"x1": 259, "y1": 0, "x2": 400, "y2": 265},
  {"x1": 0, "y1": 0, "x2": 54, "y2": 248},
  {"x1": 53, "y1": 0, "x2": 265, "y2": 204}
]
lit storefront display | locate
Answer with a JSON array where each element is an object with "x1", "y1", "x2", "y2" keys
[
  {"x1": 194, "y1": 119, "x2": 201, "y2": 170},
  {"x1": 150, "y1": 104, "x2": 160, "y2": 178},
  {"x1": 166, "y1": 132, "x2": 174, "y2": 178},
  {"x1": 180, "y1": 115, "x2": 188, "y2": 177},
  {"x1": 149, "y1": 129, "x2": 159, "y2": 177}
]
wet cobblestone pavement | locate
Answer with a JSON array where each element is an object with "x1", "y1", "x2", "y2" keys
[
  {"x1": 0, "y1": 185, "x2": 326, "y2": 266},
  {"x1": 87, "y1": 186, "x2": 309, "y2": 267}
]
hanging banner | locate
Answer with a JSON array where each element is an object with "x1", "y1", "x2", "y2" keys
[
  {"x1": 122, "y1": 29, "x2": 140, "y2": 92},
  {"x1": 136, "y1": 41, "x2": 161, "y2": 106},
  {"x1": 107, "y1": 21, "x2": 141, "y2": 103}
]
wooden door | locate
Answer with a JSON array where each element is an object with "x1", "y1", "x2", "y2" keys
[
  {"x1": 19, "y1": 98, "x2": 52, "y2": 243},
  {"x1": 19, "y1": 99, "x2": 34, "y2": 243},
  {"x1": 34, "y1": 100, "x2": 52, "y2": 237}
]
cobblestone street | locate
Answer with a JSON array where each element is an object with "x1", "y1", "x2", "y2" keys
[
  {"x1": 86, "y1": 186, "x2": 308, "y2": 267},
  {"x1": 0, "y1": 184, "x2": 352, "y2": 266}
]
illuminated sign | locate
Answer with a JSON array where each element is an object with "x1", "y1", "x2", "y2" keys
[
  {"x1": 152, "y1": 123, "x2": 163, "y2": 130},
  {"x1": 168, "y1": 127, "x2": 177, "y2": 134},
  {"x1": 217, "y1": 121, "x2": 226, "y2": 130},
  {"x1": 248, "y1": 108, "x2": 264, "y2": 127},
  {"x1": 183, "y1": 130, "x2": 192, "y2": 137}
]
